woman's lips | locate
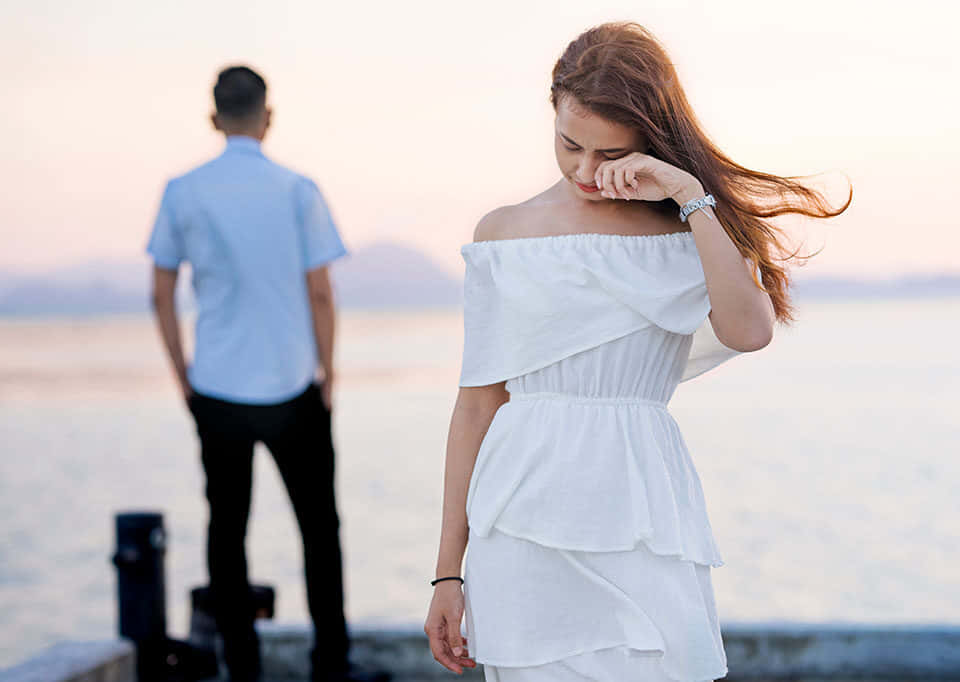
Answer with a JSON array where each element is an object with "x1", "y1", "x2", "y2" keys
[{"x1": 575, "y1": 181, "x2": 600, "y2": 193}]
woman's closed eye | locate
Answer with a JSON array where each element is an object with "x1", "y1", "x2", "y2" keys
[{"x1": 563, "y1": 144, "x2": 626, "y2": 161}]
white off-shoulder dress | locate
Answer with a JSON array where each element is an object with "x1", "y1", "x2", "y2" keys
[{"x1": 458, "y1": 231, "x2": 742, "y2": 682}]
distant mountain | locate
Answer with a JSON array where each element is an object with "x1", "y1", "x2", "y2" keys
[
  {"x1": 0, "y1": 279, "x2": 149, "y2": 315},
  {"x1": 792, "y1": 273, "x2": 960, "y2": 300},
  {"x1": 330, "y1": 242, "x2": 461, "y2": 308},
  {"x1": 0, "y1": 242, "x2": 462, "y2": 315},
  {"x1": 0, "y1": 245, "x2": 958, "y2": 316}
]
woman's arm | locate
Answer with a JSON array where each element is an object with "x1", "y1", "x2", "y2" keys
[
  {"x1": 425, "y1": 382, "x2": 508, "y2": 674},
  {"x1": 673, "y1": 183, "x2": 776, "y2": 352},
  {"x1": 597, "y1": 155, "x2": 776, "y2": 352},
  {"x1": 435, "y1": 383, "x2": 508, "y2": 577}
]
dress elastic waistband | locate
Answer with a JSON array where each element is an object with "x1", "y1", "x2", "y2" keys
[{"x1": 508, "y1": 391, "x2": 667, "y2": 408}]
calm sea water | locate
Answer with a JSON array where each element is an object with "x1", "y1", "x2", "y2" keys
[{"x1": 1, "y1": 299, "x2": 958, "y2": 668}]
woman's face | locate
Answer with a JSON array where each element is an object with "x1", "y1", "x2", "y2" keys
[{"x1": 554, "y1": 96, "x2": 647, "y2": 202}]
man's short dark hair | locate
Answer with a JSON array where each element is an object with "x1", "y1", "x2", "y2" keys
[{"x1": 213, "y1": 66, "x2": 267, "y2": 119}]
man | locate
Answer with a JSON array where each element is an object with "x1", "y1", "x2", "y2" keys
[{"x1": 147, "y1": 65, "x2": 388, "y2": 682}]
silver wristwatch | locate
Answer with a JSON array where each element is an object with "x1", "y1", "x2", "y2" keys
[{"x1": 679, "y1": 194, "x2": 716, "y2": 222}]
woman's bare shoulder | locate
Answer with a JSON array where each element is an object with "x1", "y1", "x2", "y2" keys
[
  {"x1": 472, "y1": 186, "x2": 562, "y2": 243},
  {"x1": 472, "y1": 205, "x2": 523, "y2": 243}
]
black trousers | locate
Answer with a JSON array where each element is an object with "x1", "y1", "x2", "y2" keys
[{"x1": 189, "y1": 382, "x2": 348, "y2": 680}]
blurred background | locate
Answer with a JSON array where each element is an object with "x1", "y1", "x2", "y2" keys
[{"x1": 1, "y1": 0, "x2": 958, "y2": 669}]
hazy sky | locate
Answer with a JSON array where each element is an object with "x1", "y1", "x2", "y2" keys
[{"x1": 3, "y1": 0, "x2": 958, "y2": 277}]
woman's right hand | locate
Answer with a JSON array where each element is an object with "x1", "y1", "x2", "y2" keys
[{"x1": 424, "y1": 582, "x2": 477, "y2": 674}]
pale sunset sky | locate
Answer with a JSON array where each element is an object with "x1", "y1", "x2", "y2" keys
[{"x1": 2, "y1": 0, "x2": 958, "y2": 278}]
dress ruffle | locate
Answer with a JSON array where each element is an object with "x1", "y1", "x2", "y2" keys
[
  {"x1": 459, "y1": 231, "x2": 740, "y2": 388},
  {"x1": 466, "y1": 396, "x2": 724, "y2": 567},
  {"x1": 483, "y1": 645, "x2": 719, "y2": 682},
  {"x1": 464, "y1": 529, "x2": 729, "y2": 681}
]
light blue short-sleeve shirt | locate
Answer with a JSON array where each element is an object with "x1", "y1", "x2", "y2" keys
[{"x1": 147, "y1": 135, "x2": 347, "y2": 404}]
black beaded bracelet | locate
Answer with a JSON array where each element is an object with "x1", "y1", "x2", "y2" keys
[{"x1": 430, "y1": 576, "x2": 464, "y2": 586}]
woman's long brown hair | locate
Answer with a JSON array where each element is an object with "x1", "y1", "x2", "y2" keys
[{"x1": 551, "y1": 22, "x2": 851, "y2": 323}]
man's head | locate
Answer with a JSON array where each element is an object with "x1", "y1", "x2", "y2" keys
[{"x1": 211, "y1": 66, "x2": 271, "y2": 140}]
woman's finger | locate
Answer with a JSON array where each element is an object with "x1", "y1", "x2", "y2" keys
[
  {"x1": 612, "y1": 164, "x2": 630, "y2": 198},
  {"x1": 451, "y1": 634, "x2": 477, "y2": 668},
  {"x1": 600, "y1": 163, "x2": 617, "y2": 199},
  {"x1": 451, "y1": 642, "x2": 477, "y2": 669},
  {"x1": 443, "y1": 636, "x2": 477, "y2": 671},
  {"x1": 427, "y1": 626, "x2": 463, "y2": 674},
  {"x1": 458, "y1": 635, "x2": 476, "y2": 665},
  {"x1": 447, "y1": 623, "x2": 465, "y2": 658},
  {"x1": 594, "y1": 161, "x2": 609, "y2": 191},
  {"x1": 598, "y1": 156, "x2": 622, "y2": 192}
]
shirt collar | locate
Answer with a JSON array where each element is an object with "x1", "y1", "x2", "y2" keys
[{"x1": 224, "y1": 135, "x2": 264, "y2": 154}]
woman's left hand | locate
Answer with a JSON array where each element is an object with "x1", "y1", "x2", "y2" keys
[{"x1": 595, "y1": 152, "x2": 702, "y2": 205}]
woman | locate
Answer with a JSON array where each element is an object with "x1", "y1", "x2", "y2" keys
[{"x1": 424, "y1": 22, "x2": 849, "y2": 681}]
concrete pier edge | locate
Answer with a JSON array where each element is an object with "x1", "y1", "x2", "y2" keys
[
  {"x1": 0, "y1": 640, "x2": 134, "y2": 682},
  {"x1": 3, "y1": 623, "x2": 960, "y2": 681},
  {"x1": 258, "y1": 621, "x2": 960, "y2": 680}
]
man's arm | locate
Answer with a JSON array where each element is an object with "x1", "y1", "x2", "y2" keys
[
  {"x1": 306, "y1": 266, "x2": 336, "y2": 410},
  {"x1": 151, "y1": 265, "x2": 191, "y2": 401}
]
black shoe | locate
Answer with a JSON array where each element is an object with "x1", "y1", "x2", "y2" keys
[{"x1": 314, "y1": 661, "x2": 392, "y2": 682}]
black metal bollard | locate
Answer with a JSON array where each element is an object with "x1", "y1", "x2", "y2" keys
[
  {"x1": 112, "y1": 511, "x2": 216, "y2": 682},
  {"x1": 111, "y1": 511, "x2": 277, "y2": 680},
  {"x1": 112, "y1": 512, "x2": 168, "y2": 642}
]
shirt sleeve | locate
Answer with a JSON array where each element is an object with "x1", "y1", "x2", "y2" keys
[
  {"x1": 296, "y1": 177, "x2": 348, "y2": 271},
  {"x1": 146, "y1": 181, "x2": 185, "y2": 270}
]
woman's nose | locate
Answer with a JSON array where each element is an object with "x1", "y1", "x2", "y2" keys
[{"x1": 577, "y1": 157, "x2": 599, "y2": 183}]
